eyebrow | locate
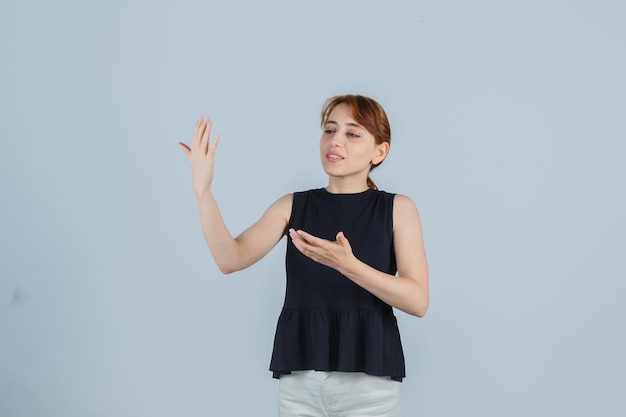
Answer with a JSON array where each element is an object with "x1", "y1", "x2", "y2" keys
[{"x1": 325, "y1": 120, "x2": 364, "y2": 129}]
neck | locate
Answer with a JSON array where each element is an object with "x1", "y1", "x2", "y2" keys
[{"x1": 325, "y1": 177, "x2": 369, "y2": 194}]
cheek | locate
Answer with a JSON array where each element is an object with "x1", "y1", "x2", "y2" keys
[
  {"x1": 319, "y1": 139, "x2": 327, "y2": 157},
  {"x1": 319, "y1": 135, "x2": 332, "y2": 149},
  {"x1": 352, "y1": 142, "x2": 377, "y2": 158}
]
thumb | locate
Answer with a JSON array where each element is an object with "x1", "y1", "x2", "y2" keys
[
  {"x1": 177, "y1": 142, "x2": 191, "y2": 159},
  {"x1": 336, "y1": 231, "x2": 351, "y2": 248}
]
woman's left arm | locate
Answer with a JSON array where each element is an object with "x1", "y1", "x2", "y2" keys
[{"x1": 288, "y1": 194, "x2": 429, "y2": 317}]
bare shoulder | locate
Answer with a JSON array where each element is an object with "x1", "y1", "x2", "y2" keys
[
  {"x1": 392, "y1": 194, "x2": 421, "y2": 228},
  {"x1": 393, "y1": 193, "x2": 417, "y2": 209},
  {"x1": 264, "y1": 193, "x2": 293, "y2": 222}
]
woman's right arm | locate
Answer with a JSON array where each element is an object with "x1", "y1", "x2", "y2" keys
[{"x1": 178, "y1": 117, "x2": 291, "y2": 274}]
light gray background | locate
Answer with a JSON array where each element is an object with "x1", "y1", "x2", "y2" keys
[{"x1": 1, "y1": 0, "x2": 624, "y2": 416}]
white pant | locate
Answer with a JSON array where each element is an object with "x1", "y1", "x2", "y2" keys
[{"x1": 278, "y1": 371, "x2": 402, "y2": 417}]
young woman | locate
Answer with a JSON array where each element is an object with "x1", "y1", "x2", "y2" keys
[{"x1": 178, "y1": 95, "x2": 429, "y2": 417}]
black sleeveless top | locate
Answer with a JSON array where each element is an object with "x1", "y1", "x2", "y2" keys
[{"x1": 269, "y1": 188, "x2": 406, "y2": 381}]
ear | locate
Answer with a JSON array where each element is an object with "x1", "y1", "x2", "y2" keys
[{"x1": 372, "y1": 141, "x2": 389, "y2": 166}]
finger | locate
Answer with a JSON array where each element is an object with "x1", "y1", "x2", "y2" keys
[
  {"x1": 208, "y1": 133, "x2": 220, "y2": 155},
  {"x1": 192, "y1": 117, "x2": 204, "y2": 151},
  {"x1": 289, "y1": 229, "x2": 311, "y2": 249},
  {"x1": 336, "y1": 231, "x2": 352, "y2": 250},
  {"x1": 294, "y1": 229, "x2": 325, "y2": 246},
  {"x1": 289, "y1": 232, "x2": 318, "y2": 260},
  {"x1": 336, "y1": 231, "x2": 349, "y2": 242},
  {"x1": 288, "y1": 228, "x2": 305, "y2": 244},
  {"x1": 200, "y1": 117, "x2": 212, "y2": 153},
  {"x1": 192, "y1": 116, "x2": 203, "y2": 135},
  {"x1": 177, "y1": 142, "x2": 191, "y2": 159},
  {"x1": 288, "y1": 229, "x2": 306, "y2": 250}
]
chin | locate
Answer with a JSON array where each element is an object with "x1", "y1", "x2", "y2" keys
[{"x1": 321, "y1": 164, "x2": 342, "y2": 177}]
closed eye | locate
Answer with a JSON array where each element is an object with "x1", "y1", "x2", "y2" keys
[{"x1": 347, "y1": 132, "x2": 361, "y2": 138}]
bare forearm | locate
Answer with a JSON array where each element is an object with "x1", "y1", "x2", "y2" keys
[
  {"x1": 339, "y1": 259, "x2": 429, "y2": 317},
  {"x1": 195, "y1": 190, "x2": 242, "y2": 274},
  {"x1": 194, "y1": 191, "x2": 291, "y2": 274},
  {"x1": 181, "y1": 118, "x2": 289, "y2": 273}
]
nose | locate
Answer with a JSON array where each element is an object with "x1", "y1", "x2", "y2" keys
[{"x1": 330, "y1": 130, "x2": 344, "y2": 147}]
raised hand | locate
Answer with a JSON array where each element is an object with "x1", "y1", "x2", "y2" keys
[
  {"x1": 178, "y1": 117, "x2": 221, "y2": 196},
  {"x1": 288, "y1": 228, "x2": 357, "y2": 274}
]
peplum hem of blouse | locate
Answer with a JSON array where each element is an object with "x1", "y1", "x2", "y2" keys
[{"x1": 269, "y1": 306, "x2": 406, "y2": 381}]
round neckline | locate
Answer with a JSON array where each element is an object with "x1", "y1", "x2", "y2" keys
[{"x1": 319, "y1": 187, "x2": 375, "y2": 198}]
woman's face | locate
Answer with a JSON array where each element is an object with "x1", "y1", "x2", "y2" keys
[{"x1": 319, "y1": 104, "x2": 388, "y2": 181}]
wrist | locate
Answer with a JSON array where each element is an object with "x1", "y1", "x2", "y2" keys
[
  {"x1": 194, "y1": 186, "x2": 213, "y2": 201},
  {"x1": 340, "y1": 255, "x2": 362, "y2": 279}
]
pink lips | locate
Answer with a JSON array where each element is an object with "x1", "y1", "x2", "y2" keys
[{"x1": 326, "y1": 151, "x2": 344, "y2": 162}]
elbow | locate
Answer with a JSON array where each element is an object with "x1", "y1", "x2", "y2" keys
[
  {"x1": 217, "y1": 262, "x2": 240, "y2": 275},
  {"x1": 214, "y1": 252, "x2": 247, "y2": 275},
  {"x1": 410, "y1": 280, "x2": 429, "y2": 317},
  {"x1": 409, "y1": 300, "x2": 429, "y2": 318}
]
